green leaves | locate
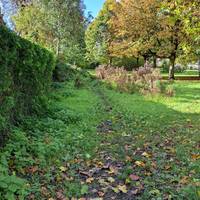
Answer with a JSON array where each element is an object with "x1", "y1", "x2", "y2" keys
[
  {"x1": 0, "y1": 175, "x2": 27, "y2": 199},
  {"x1": 81, "y1": 185, "x2": 89, "y2": 195}
]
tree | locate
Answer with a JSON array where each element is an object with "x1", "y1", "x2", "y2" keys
[
  {"x1": 85, "y1": 0, "x2": 117, "y2": 66},
  {"x1": 109, "y1": 0, "x2": 161, "y2": 67},
  {"x1": 109, "y1": 0, "x2": 200, "y2": 79},
  {"x1": 12, "y1": 0, "x2": 86, "y2": 65}
]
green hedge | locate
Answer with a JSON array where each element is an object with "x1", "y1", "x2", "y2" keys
[{"x1": 0, "y1": 26, "x2": 55, "y2": 137}]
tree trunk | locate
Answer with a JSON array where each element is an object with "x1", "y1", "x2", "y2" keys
[
  {"x1": 108, "y1": 57, "x2": 112, "y2": 67},
  {"x1": 0, "y1": 9, "x2": 4, "y2": 25},
  {"x1": 153, "y1": 55, "x2": 157, "y2": 68},
  {"x1": 143, "y1": 56, "x2": 148, "y2": 66},
  {"x1": 198, "y1": 60, "x2": 200, "y2": 78},
  {"x1": 136, "y1": 57, "x2": 139, "y2": 68},
  {"x1": 169, "y1": 55, "x2": 176, "y2": 80}
]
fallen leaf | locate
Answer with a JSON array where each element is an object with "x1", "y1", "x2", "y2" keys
[
  {"x1": 56, "y1": 190, "x2": 67, "y2": 200},
  {"x1": 41, "y1": 187, "x2": 49, "y2": 196},
  {"x1": 179, "y1": 176, "x2": 190, "y2": 185},
  {"x1": 98, "y1": 179, "x2": 109, "y2": 186},
  {"x1": 59, "y1": 166, "x2": 67, "y2": 172},
  {"x1": 98, "y1": 191, "x2": 105, "y2": 197},
  {"x1": 191, "y1": 154, "x2": 200, "y2": 161},
  {"x1": 107, "y1": 177, "x2": 115, "y2": 183},
  {"x1": 165, "y1": 165, "x2": 171, "y2": 170},
  {"x1": 135, "y1": 161, "x2": 145, "y2": 167},
  {"x1": 142, "y1": 152, "x2": 151, "y2": 158},
  {"x1": 108, "y1": 166, "x2": 118, "y2": 175},
  {"x1": 129, "y1": 174, "x2": 140, "y2": 181},
  {"x1": 131, "y1": 189, "x2": 139, "y2": 195},
  {"x1": 86, "y1": 177, "x2": 94, "y2": 183},
  {"x1": 125, "y1": 156, "x2": 132, "y2": 162},
  {"x1": 28, "y1": 166, "x2": 38, "y2": 174},
  {"x1": 125, "y1": 178, "x2": 131, "y2": 184},
  {"x1": 118, "y1": 185, "x2": 128, "y2": 193},
  {"x1": 111, "y1": 187, "x2": 120, "y2": 193}
]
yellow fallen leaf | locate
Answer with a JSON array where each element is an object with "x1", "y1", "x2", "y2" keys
[
  {"x1": 118, "y1": 185, "x2": 128, "y2": 193},
  {"x1": 112, "y1": 187, "x2": 120, "y2": 193},
  {"x1": 59, "y1": 166, "x2": 67, "y2": 172},
  {"x1": 107, "y1": 177, "x2": 115, "y2": 183},
  {"x1": 135, "y1": 161, "x2": 145, "y2": 167},
  {"x1": 86, "y1": 177, "x2": 94, "y2": 183},
  {"x1": 98, "y1": 179, "x2": 109, "y2": 186},
  {"x1": 191, "y1": 154, "x2": 200, "y2": 161},
  {"x1": 142, "y1": 152, "x2": 151, "y2": 158}
]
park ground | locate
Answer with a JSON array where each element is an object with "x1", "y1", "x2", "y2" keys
[{"x1": 1, "y1": 77, "x2": 200, "y2": 199}]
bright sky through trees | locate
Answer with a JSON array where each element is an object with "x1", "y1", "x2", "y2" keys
[{"x1": 84, "y1": 0, "x2": 105, "y2": 17}]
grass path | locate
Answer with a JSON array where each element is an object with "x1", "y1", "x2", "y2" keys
[
  {"x1": 76, "y1": 82, "x2": 200, "y2": 199},
  {"x1": 0, "y1": 80, "x2": 199, "y2": 199}
]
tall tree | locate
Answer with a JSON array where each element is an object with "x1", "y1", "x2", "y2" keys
[
  {"x1": 109, "y1": 0, "x2": 199, "y2": 79},
  {"x1": 110, "y1": 0, "x2": 165, "y2": 66},
  {"x1": 12, "y1": 0, "x2": 86, "y2": 64},
  {"x1": 85, "y1": 0, "x2": 117, "y2": 65}
]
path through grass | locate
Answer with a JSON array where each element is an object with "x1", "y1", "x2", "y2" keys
[{"x1": 0, "y1": 79, "x2": 199, "y2": 199}]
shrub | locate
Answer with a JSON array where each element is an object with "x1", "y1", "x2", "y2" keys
[
  {"x1": 0, "y1": 25, "x2": 55, "y2": 138},
  {"x1": 53, "y1": 60, "x2": 76, "y2": 82},
  {"x1": 96, "y1": 65, "x2": 174, "y2": 95}
]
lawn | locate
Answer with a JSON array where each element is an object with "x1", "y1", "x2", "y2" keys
[
  {"x1": 0, "y1": 79, "x2": 199, "y2": 199},
  {"x1": 161, "y1": 70, "x2": 199, "y2": 77}
]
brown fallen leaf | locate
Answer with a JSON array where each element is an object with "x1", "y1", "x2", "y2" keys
[
  {"x1": 129, "y1": 174, "x2": 140, "y2": 181},
  {"x1": 27, "y1": 166, "x2": 38, "y2": 174},
  {"x1": 179, "y1": 176, "x2": 190, "y2": 185},
  {"x1": 131, "y1": 189, "x2": 139, "y2": 195},
  {"x1": 125, "y1": 156, "x2": 132, "y2": 162},
  {"x1": 165, "y1": 165, "x2": 171, "y2": 170},
  {"x1": 191, "y1": 154, "x2": 200, "y2": 161},
  {"x1": 56, "y1": 190, "x2": 67, "y2": 200},
  {"x1": 41, "y1": 187, "x2": 49, "y2": 197},
  {"x1": 98, "y1": 191, "x2": 105, "y2": 197},
  {"x1": 108, "y1": 166, "x2": 118, "y2": 175},
  {"x1": 102, "y1": 163, "x2": 111, "y2": 169}
]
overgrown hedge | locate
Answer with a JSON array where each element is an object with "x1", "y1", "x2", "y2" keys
[{"x1": 0, "y1": 26, "x2": 55, "y2": 138}]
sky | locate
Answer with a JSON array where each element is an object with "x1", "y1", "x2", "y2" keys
[{"x1": 84, "y1": 0, "x2": 105, "y2": 17}]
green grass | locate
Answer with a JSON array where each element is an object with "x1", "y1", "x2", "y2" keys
[
  {"x1": 100, "y1": 81, "x2": 200, "y2": 199},
  {"x1": 162, "y1": 70, "x2": 199, "y2": 77},
  {"x1": 0, "y1": 78, "x2": 199, "y2": 199}
]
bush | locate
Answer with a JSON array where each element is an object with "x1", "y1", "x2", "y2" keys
[
  {"x1": 0, "y1": 25, "x2": 55, "y2": 137},
  {"x1": 112, "y1": 57, "x2": 144, "y2": 71},
  {"x1": 96, "y1": 65, "x2": 174, "y2": 96},
  {"x1": 53, "y1": 60, "x2": 76, "y2": 82}
]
